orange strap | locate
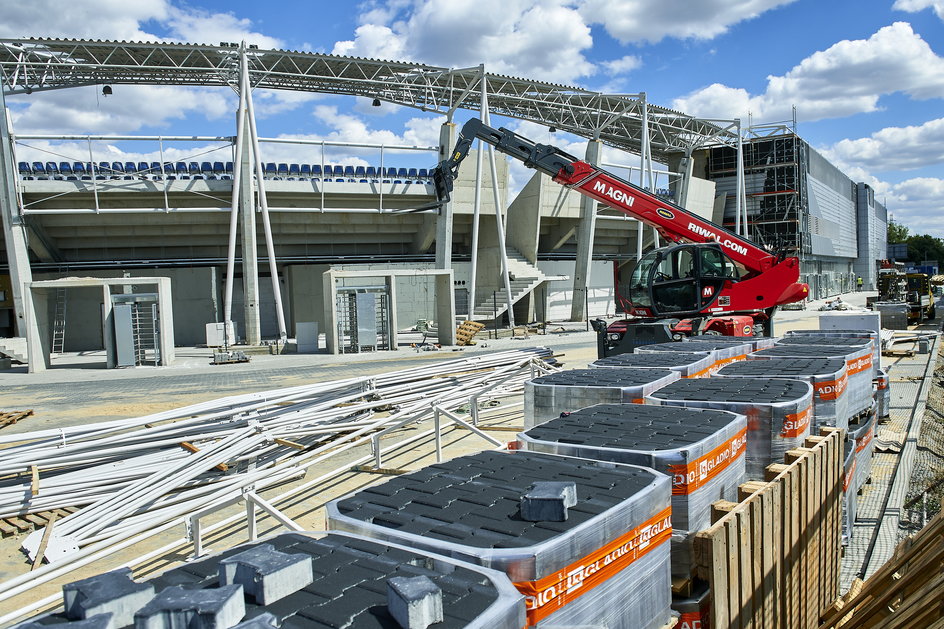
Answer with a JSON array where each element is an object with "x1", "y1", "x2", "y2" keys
[
  {"x1": 856, "y1": 425, "x2": 874, "y2": 453},
  {"x1": 814, "y1": 373, "x2": 848, "y2": 401},
  {"x1": 513, "y1": 507, "x2": 672, "y2": 625},
  {"x1": 668, "y1": 428, "x2": 748, "y2": 495},
  {"x1": 781, "y1": 404, "x2": 812, "y2": 438}
]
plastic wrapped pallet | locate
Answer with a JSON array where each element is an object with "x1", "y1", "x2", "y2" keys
[
  {"x1": 524, "y1": 368, "x2": 679, "y2": 429},
  {"x1": 875, "y1": 368, "x2": 890, "y2": 419},
  {"x1": 843, "y1": 439, "x2": 857, "y2": 545},
  {"x1": 636, "y1": 339, "x2": 753, "y2": 374},
  {"x1": 783, "y1": 328, "x2": 881, "y2": 374},
  {"x1": 715, "y1": 357, "x2": 850, "y2": 431},
  {"x1": 749, "y1": 343, "x2": 873, "y2": 419},
  {"x1": 327, "y1": 450, "x2": 673, "y2": 629},
  {"x1": 517, "y1": 403, "x2": 746, "y2": 578},
  {"x1": 672, "y1": 580, "x2": 711, "y2": 629},
  {"x1": 646, "y1": 378, "x2": 813, "y2": 480},
  {"x1": 849, "y1": 409, "x2": 877, "y2": 493},
  {"x1": 589, "y1": 351, "x2": 713, "y2": 378},
  {"x1": 683, "y1": 335, "x2": 776, "y2": 351},
  {"x1": 16, "y1": 531, "x2": 526, "y2": 629}
]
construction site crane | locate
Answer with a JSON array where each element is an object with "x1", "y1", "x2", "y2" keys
[{"x1": 433, "y1": 118, "x2": 809, "y2": 349}]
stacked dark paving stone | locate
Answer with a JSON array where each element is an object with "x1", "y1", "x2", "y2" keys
[
  {"x1": 16, "y1": 532, "x2": 526, "y2": 629},
  {"x1": 517, "y1": 403, "x2": 746, "y2": 577},
  {"x1": 636, "y1": 340, "x2": 753, "y2": 374},
  {"x1": 646, "y1": 378, "x2": 813, "y2": 480},
  {"x1": 848, "y1": 410, "x2": 877, "y2": 495},
  {"x1": 783, "y1": 328, "x2": 881, "y2": 375},
  {"x1": 682, "y1": 336, "x2": 776, "y2": 351},
  {"x1": 589, "y1": 352, "x2": 713, "y2": 379},
  {"x1": 328, "y1": 450, "x2": 673, "y2": 629},
  {"x1": 750, "y1": 343, "x2": 874, "y2": 417},
  {"x1": 716, "y1": 357, "x2": 850, "y2": 431},
  {"x1": 524, "y1": 368, "x2": 679, "y2": 429}
]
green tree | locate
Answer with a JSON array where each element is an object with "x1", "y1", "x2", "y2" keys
[
  {"x1": 888, "y1": 220, "x2": 910, "y2": 243},
  {"x1": 907, "y1": 234, "x2": 944, "y2": 267}
]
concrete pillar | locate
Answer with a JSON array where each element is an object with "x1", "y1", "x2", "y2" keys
[
  {"x1": 435, "y1": 271, "x2": 456, "y2": 345},
  {"x1": 570, "y1": 139, "x2": 602, "y2": 321},
  {"x1": 0, "y1": 83, "x2": 35, "y2": 339},
  {"x1": 435, "y1": 122, "x2": 457, "y2": 270},
  {"x1": 238, "y1": 118, "x2": 261, "y2": 345},
  {"x1": 323, "y1": 270, "x2": 338, "y2": 354}
]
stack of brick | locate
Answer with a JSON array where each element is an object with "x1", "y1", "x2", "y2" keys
[
  {"x1": 516, "y1": 403, "x2": 746, "y2": 578},
  {"x1": 716, "y1": 357, "x2": 850, "y2": 431},
  {"x1": 783, "y1": 328, "x2": 881, "y2": 375},
  {"x1": 524, "y1": 368, "x2": 679, "y2": 429},
  {"x1": 750, "y1": 340, "x2": 874, "y2": 418},
  {"x1": 327, "y1": 450, "x2": 673, "y2": 629},
  {"x1": 646, "y1": 378, "x2": 813, "y2": 480},
  {"x1": 16, "y1": 532, "x2": 526, "y2": 629},
  {"x1": 589, "y1": 351, "x2": 713, "y2": 379},
  {"x1": 636, "y1": 339, "x2": 754, "y2": 374}
]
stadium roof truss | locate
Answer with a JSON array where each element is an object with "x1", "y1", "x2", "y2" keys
[{"x1": 0, "y1": 38, "x2": 736, "y2": 161}]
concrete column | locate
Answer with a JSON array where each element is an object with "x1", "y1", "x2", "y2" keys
[
  {"x1": 570, "y1": 139, "x2": 602, "y2": 321},
  {"x1": 435, "y1": 271, "x2": 456, "y2": 345},
  {"x1": 156, "y1": 277, "x2": 176, "y2": 365},
  {"x1": 323, "y1": 270, "x2": 338, "y2": 354},
  {"x1": 238, "y1": 117, "x2": 261, "y2": 345},
  {"x1": 435, "y1": 122, "x2": 457, "y2": 270},
  {"x1": 0, "y1": 83, "x2": 35, "y2": 339}
]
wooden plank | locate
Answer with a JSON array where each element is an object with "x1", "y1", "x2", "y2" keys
[
  {"x1": 23, "y1": 513, "x2": 46, "y2": 527},
  {"x1": 787, "y1": 463, "x2": 802, "y2": 629},
  {"x1": 806, "y1": 435, "x2": 821, "y2": 626},
  {"x1": 711, "y1": 499, "x2": 738, "y2": 524},
  {"x1": 760, "y1": 485, "x2": 777, "y2": 628},
  {"x1": 6, "y1": 516, "x2": 31, "y2": 532},
  {"x1": 737, "y1": 508, "x2": 753, "y2": 629},
  {"x1": 709, "y1": 527, "x2": 731, "y2": 629},
  {"x1": 726, "y1": 522, "x2": 739, "y2": 628},
  {"x1": 0, "y1": 519, "x2": 16, "y2": 536},
  {"x1": 30, "y1": 465, "x2": 39, "y2": 497},
  {"x1": 749, "y1": 498, "x2": 763, "y2": 628},
  {"x1": 30, "y1": 511, "x2": 57, "y2": 571}
]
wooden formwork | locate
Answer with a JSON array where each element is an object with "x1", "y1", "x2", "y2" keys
[
  {"x1": 694, "y1": 427, "x2": 844, "y2": 629},
  {"x1": 819, "y1": 509, "x2": 944, "y2": 628}
]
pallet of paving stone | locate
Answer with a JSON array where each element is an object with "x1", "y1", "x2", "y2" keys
[
  {"x1": 456, "y1": 321, "x2": 485, "y2": 345},
  {"x1": 0, "y1": 506, "x2": 78, "y2": 538},
  {"x1": 0, "y1": 409, "x2": 34, "y2": 429}
]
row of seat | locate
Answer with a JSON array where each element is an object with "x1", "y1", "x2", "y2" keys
[{"x1": 16, "y1": 161, "x2": 435, "y2": 183}]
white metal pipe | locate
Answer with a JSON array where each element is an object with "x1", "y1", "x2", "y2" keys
[
  {"x1": 242, "y1": 71, "x2": 288, "y2": 342},
  {"x1": 224, "y1": 60, "x2": 248, "y2": 324}
]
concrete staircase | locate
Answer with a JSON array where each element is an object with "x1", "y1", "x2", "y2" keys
[
  {"x1": 0, "y1": 337, "x2": 28, "y2": 363},
  {"x1": 469, "y1": 249, "x2": 546, "y2": 323}
]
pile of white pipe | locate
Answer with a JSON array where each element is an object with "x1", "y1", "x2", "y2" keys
[{"x1": 0, "y1": 348, "x2": 558, "y2": 567}]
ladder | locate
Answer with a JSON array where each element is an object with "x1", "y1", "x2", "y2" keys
[{"x1": 51, "y1": 287, "x2": 67, "y2": 356}]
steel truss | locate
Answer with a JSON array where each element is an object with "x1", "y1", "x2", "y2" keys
[{"x1": 0, "y1": 38, "x2": 734, "y2": 160}]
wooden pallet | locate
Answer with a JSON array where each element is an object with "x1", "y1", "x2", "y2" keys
[
  {"x1": 455, "y1": 321, "x2": 485, "y2": 346},
  {"x1": 0, "y1": 409, "x2": 34, "y2": 429},
  {"x1": 0, "y1": 506, "x2": 79, "y2": 538}
]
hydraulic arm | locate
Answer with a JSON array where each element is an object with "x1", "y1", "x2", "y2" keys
[{"x1": 434, "y1": 118, "x2": 808, "y2": 318}]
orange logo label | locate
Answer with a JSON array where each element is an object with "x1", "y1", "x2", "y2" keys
[
  {"x1": 814, "y1": 374, "x2": 848, "y2": 401},
  {"x1": 668, "y1": 428, "x2": 748, "y2": 495},
  {"x1": 781, "y1": 404, "x2": 812, "y2": 438}
]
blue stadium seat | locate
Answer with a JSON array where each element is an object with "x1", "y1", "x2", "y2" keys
[
  {"x1": 311, "y1": 164, "x2": 322, "y2": 179},
  {"x1": 289, "y1": 163, "x2": 300, "y2": 178},
  {"x1": 59, "y1": 162, "x2": 73, "y2": 176},
  {"x1": 175, "y1": 162, "x2": 188, "y2": 175},
  {"x1": 365, "y1": 166, "x2": 377, "y2": 179},
  {"x1": 343, "y1": 165, "x2": 355, "y2": 180},
  {"x1": 199, "y1": 162, "x2": 212, "y2": 174},
  {"x1": 263, "y1": 162, "x2": 277, "y2": 178},
  {"x1": 110, "y1": 162, "x2": 123, "y2": 174},
  {"x1": 32, "y1": 162, "x2": 46, "y2": 177},
  {"x1": 17, "y1": 161, "x2": 30, "y2": 174},
  {"x1": 277, "y1": 163, "x2": 289, "y2": 178},
  {"x1": 354, "y1": 166, "x2": 366, "y2": 179},
  {"x1": 138, "y1": 161, "x2": 151, "y2": 174},
  {"x1": 397, "y1": 167, "x2": 408, "y2": 179},
  {"x1": 124, "y1": 162, "x2": 137, "y2": 175},
  {"x1": 386, "y1": 167, "x2": 398, "y2": 178},
  {"x1": 225, "y1": 162, "x2": 234, "y2": 175},
  {"x1": 418, "y1": 168, "x2": 429, "y2": 179},
  {"x1": 45, "y1": 162, "x2": 60, "y2": 178},
  {"x1": 212, "y1": 161, "x2": 225, "y2": 174},
  {"x1": 72, "y1": 162, "x2": 86, "y2": 176},
  {"x1": 300, "y1": 164, "x2": 311, "y2": 178},
  {"x1": 407, "y1": 168, "x2": 419, "y2": 181},
  {"x1": 187, "y1": 162, "x2": 200, "y2": 175}
]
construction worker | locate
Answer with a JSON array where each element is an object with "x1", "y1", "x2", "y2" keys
[{"x1": 857, "y1": 276, "x2": 863, "y2": 291}]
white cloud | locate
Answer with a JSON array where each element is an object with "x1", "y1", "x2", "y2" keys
[
  {"x1": 161, "y1": 6, "x2": 282, "y2": 48},
  {"x1": 821, "y1": 118, "x2": 944, "y2": 172},
  {"x1": 8, "y1": 85, "x2": 233, "y2": 135},
  {"x1": 885, "y1": 177, "x2": 944, "y2": 237},
  {"x1": 673, "y1": 22, "x2": 944, "y2": 122},
  {"x1": 0, "y1": 0, "x2": 168, "y2": 40},
  {"x1": 894, "y1": 0, "x2": 944, "y2": 20},
  {"x1": 601, "y1": 55, "x2": 642, "y2": 75},
  {"x1": 333, "y1": 0, "x2": 595, "y2": 84},
  {"x1": 578, "y1": 0, "x2": 797, "y2": 44}
]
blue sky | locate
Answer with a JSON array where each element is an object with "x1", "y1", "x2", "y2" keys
[{"x1": 3, "y1": 0, "x2": 944, "y2": 237}]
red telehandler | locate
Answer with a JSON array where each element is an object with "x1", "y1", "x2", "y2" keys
[{"x1": 432, "y1": 118, "x2": 809, "y2": 356}]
